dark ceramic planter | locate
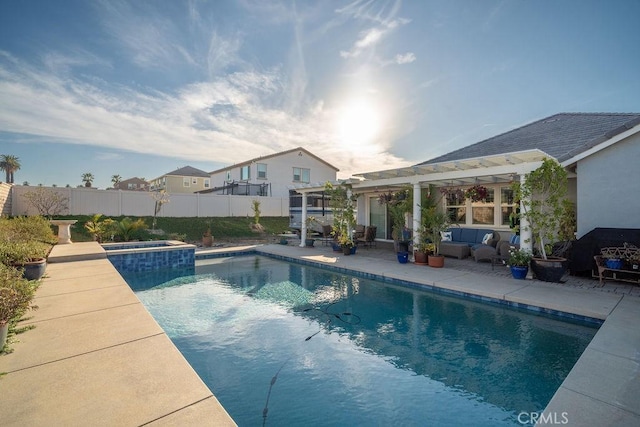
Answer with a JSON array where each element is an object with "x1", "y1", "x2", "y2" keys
[
  {"x1": 530, "y1": 257, "x2": 568, "y2": 282},
  {"x1": 17, "y1": 258, "x2": 47, "y2": 281}
]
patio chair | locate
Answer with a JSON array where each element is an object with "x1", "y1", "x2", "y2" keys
[
  {"x1": 356, "y1": 226, "x2": 377, "y2": 248},
  {"x1": 320, "y1": 225, "x2": 334, "y2": 246}
]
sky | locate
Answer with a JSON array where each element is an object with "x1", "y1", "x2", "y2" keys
[{"x1": 1, "y1": 0, "x2": 639, "y2": 189}]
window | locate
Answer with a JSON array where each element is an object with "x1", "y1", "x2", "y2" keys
[
  {"x1": 183, "y1": 177, "x2": 190, "y2": 187},
  {"x1": 472, "y1": 188, "x2": 495, "y2": 225},
  {"x1": 257, "y1": 163, "x2": 267, "y2": 179},
  {"x1": 192, "y1": 177, "x2": 198, "y2": 185},
  {"x1": 500, "y1": 187, "x2": 515, "y2": 226},
  {"x1": 240, "y1": 165, "x2": 250, "y2": 180},
  {"x1": 204, "y1": 178, "x2": 210, "y2": 188},
  {"x1": 293, "y1": 167, "x2": 310, "y2": 183},
  {"x1": 445, "y1": 191, "x2": 466, "y2": 224}
]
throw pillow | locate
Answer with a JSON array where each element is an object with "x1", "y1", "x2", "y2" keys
[
  {"x1": 482, "y1": 232, "x2": 493, "y2": 245},
  {"x1": 509, "y1": 235, "x2": 520, "y2": 245},
  {"x1": 440, "y1": 231, "x2": 452, "y2": 242}
]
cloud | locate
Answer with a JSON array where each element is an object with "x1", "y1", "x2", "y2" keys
[
  {"x1": 0, "y1": 50, "x2": 409, "y2": 179},
  {"x1": 394, "y1": 52, "x2": 416, "y2": 65}
]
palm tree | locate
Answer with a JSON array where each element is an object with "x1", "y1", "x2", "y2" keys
[
  {"x1": 81, "y1": 172, "x2": 95, "y2": 188},
  {"x1": 111, "y1": 174, "x2": 122, "y2": 189},
  {"x1": 0, "y1": 154, "x2": 21, "y2": 183}
]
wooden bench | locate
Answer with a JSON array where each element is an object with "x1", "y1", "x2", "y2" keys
[{"x1": 593, "y1": 246, "x2": 640, "y2": 285}]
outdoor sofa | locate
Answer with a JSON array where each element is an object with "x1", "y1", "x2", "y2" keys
[{"x1": 439, "y1": 228, "x2": 501, "y2": 260}]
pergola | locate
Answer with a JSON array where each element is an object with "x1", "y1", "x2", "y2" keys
[{"x1": 292, "y1": 149, "x2": 554, "y2": 252}]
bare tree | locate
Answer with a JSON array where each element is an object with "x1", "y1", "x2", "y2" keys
[{"x1": 23, "y1": 187, "x2": 69, "y2": 217}]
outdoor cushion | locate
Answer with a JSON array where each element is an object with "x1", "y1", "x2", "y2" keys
[
  {"x1": 460, "y1": 228, "x2": 478, "y2": 244},
  {"x1": 481, "y1": 232, "x2": 493, "y2": 244},
  {"x1": 450, "y1": 228, "x2": 463, "y2": 241},
  {"x1": 441, "y1": 231, "x2": 452, "y2": 241}
]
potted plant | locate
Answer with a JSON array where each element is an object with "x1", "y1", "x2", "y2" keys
[
  {"x1": 0, "y1": 264, "x2": 38, "y2": 349},
  {"x1": 423, "y1": 206, "x2": 450, "y2": 268},
  {"x1": 0, "y1": 240, "x2": 50, "y2": 280},
  {"x1": 378, "y1": 186, "x2": 414, "y2": 257},
  {"x1": 508, "y1": 248, "x2": 532, "y2": 279},
  {"x1": 304, "y1": 216, "x2": 317, "y2": 247},
  {"x1": 202, "y1": 226, "x2": 213, "y2": 247},
  {"x1": 512, "y1": 158, "x2": 572, "y2": 282},
  {"x1": 325, "y1": 182, "x2": 357, "y2": 255},
  {"x1": 413, "y1": 241, "x2": 432, "y2": 265}
]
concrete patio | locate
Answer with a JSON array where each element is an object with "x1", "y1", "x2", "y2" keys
[{"x1": 1, "y1": 240, "x2": 639, "y2": 426}]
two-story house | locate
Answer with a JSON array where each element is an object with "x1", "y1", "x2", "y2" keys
[
  {"x1": 207, "y1": 147, "x2": 338, "y2": 198},
  {"x1": 113, "y1": 177, "x2": 150, "y2": 191},
  {"x1": 149, "y1": 166, "x2": 211, "y2": 194}
]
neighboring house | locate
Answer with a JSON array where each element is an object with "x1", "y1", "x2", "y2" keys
[
  {"x1": 113, "y1": 177, "x2": 150, "y2": 191},
  {"x1": 207, "y1": 147, "x2": 338, "y2": 198},
  {"x1": 150, "y1": 166, "x2": 211, "y2": 194},
  {"x1": 292, "y1": 112, "x2": 640, "y2": 246}
]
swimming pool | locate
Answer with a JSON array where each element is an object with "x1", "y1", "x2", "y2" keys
[{"x1": 125, "y1": 255, "x2": 598, "y2": 426}]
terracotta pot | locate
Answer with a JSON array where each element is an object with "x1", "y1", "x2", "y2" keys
[
  {"x1": 414, "y1": 251, "x2": 428, "y2": 265},
  {"x1": 428, "y1": 254, "x2": 445, "y2": 268}
]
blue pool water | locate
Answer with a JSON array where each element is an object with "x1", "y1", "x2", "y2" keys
[{"x1": 125, "y1": 255, "x2": 598, "y2": 426}]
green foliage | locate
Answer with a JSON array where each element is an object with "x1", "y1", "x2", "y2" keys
[
  {"x1": 508, "y1": 248, "x2": 533, "y2": 267},
  {"x1": 83, "y1": 214, "x2": 115, "y2": 243},
  {"x1": 379, "y1": 186, "x2": 413, "y2": 241},
  {"x1": 0, "y1": 216, "x2": 54, "y2": 265},
  {"x1": 0, "y1": 263, "x2": 39, "y2": 323},
  {"x1": 114, "y1": 218, "x2": 147, "y2": 242},
  {"x1": 251, "y1": 200, "x2": 261, "y2": 224},
  {"x1": 52, "y1": 215, "x2": 290, "y2": 242},
  {"x1": 0, "y1": 241, "x2": 50, "y2": 265},
  {"x1": 512, "y1": 158, "x2": 570, "y2": 259},
  {"x1": 324, "y1": 182, "x2": 356, "y2": 247},
  {"x1": 0, "y1": 216, "x2": 56, "y2": 244}
]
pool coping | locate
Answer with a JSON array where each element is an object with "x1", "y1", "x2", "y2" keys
[{"x1": 2, "y1": 241, "x2": 639, "y2": 426}]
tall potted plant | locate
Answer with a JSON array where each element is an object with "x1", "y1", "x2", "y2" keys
[
  {"x1": 325, "y1": 182, "x2": 357, "y2": 254},
  {"x1": 378, "y1": 187, "x2": 413, "y2": 254},
  {"x1": 423, "y1": 206, "x2": 450, "y2": 268},
  {"x1": 512, "y1": 158, "x2": 572, "y2": 282}
]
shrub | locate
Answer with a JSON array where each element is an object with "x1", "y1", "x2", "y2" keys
[
  {"x1": 0, "y1": 240, "x2": 51, "y2": 265},
  {"x1": 0, "y1": 216, "x2": 56, "y2": 245},
  {"x1": 0, "y1": 263, "x2": 38, "y2": 324}
]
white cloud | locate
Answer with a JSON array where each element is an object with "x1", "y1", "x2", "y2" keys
[
  {"x1": 0, "y1": 51, "x2": 409, "y2": 179},
  {"x1": 394, "y1": 52, "x2": 416, "y2": 64}
]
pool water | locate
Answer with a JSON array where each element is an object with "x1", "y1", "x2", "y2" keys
[{"x1": 125, "y1": 256, "x2": 598, "y2": 427}]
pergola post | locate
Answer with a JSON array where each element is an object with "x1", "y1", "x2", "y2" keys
[
  {"x1": 300, "y1": 192, "x2": 308, "y2": 247},
  {"x1": 412, "y1": 183, "x2": 422, "y2": 250},
  {"x1": 519, "y1": 174, "x2": 533, "y2": 254}
]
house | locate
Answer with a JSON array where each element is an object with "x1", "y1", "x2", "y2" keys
[
  {"x1": 207, "y1": 147, "x2": 338, "y2": 198},
  {"x1": 113, "y1": 177, "x2": 150, "y2": 191},
  {"x1": 149, "y1": 166, "x2": 211, "y2": 194},
  {"x1": 292, "y1": 112, "x2": 640, "y2": 251}
]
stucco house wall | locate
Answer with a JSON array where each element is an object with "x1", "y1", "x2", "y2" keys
[
  {"x1": 210, "y1": 148, "x2": 337, "y2": 198},
  {"x1": 576, "y1": 132, "x2": 640, "y2": 238}
]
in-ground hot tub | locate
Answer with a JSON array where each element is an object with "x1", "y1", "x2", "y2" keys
[{"x1": 103, "y1": 240, "x2": 196, "y2": 273}]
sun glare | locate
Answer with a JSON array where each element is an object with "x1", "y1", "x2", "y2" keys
[{"x1": 336, "y1": 99, "x2": 381, "y2": 150}]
